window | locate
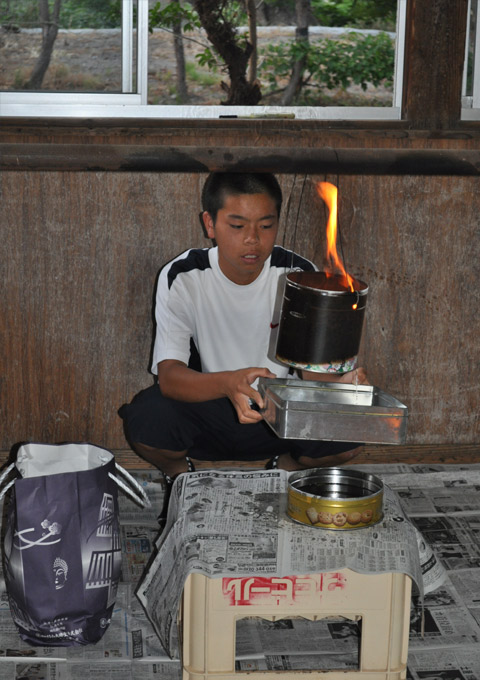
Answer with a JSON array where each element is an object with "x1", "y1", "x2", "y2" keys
[
  {"x1": 0, "y1": 0, "x2": 146, "y2": 115},
  {"x1": 462, "y1": 0, "x2": 480, "y2": 119},
  {"x1": 0, "y1": 0, "x2": 417, "y2": 120}
]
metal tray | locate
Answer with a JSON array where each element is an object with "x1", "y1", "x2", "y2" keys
[{"x1": 257, "y1": 378, "x2": 408, "y2": 445}]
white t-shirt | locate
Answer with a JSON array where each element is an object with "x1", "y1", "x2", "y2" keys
[{"x1": 151, "y1": 245, "x2": 316, "y2": 376}]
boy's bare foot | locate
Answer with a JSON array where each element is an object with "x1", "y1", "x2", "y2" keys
[
  {"x1": 268, "y1": 446, "x2": 363, "y2": 471},
  {"x1": 132, "y1": 442, "x2": 191, "y2": 478}
]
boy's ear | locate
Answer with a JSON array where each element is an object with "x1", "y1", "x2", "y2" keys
[{"x1": 200, "y1": 211, "x2": 215, "y2": 239}]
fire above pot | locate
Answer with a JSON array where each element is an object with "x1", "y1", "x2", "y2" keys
[{"x1": 276, "y1": 182, "x2": 368, "y2": 372}]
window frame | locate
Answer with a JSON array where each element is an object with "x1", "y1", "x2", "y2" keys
[
  {"x1": 2, "y1": 0, "x2": 477, "y2": 122},
  {"x1": 462, "y1": 0, "x2": 480, "y2": 119}
]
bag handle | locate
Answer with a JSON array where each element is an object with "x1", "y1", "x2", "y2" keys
[
  {"x1": 0, "y1": 461, "x2": 150, "y2": 508},
  {"x1": 0, "y1": 463, "x2": 16, "y2": 501},
  {"x1": 109, "y1": 463, "x2": 151, "y2": 508}
]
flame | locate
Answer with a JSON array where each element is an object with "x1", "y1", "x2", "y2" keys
[{"x1": 317, "y1": 181, "x2": 355, "y2": 296}]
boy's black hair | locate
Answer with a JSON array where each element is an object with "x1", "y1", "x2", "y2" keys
[{"x1": 201, "y1": 172, "x2": 283, "y2": 222}]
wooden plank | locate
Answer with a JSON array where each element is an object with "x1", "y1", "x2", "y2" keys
[
  {"x1": 403, "y1": 0, "x2": 469, "y2": 128},
  {"x1": 1, "y1": 118, "x2": 479, "y2": 138},
  {"x1": 1, "y1": 445, "x2": 479, "y2": 470},
  {"x1": 2, "y1": 143, "x2": 480, "y2": 175},
  {"x1": 0, "y1": 171, "x2": 206, "y2": 450}
]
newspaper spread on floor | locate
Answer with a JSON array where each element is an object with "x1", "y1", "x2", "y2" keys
[{"x1": 2, "y1": 462, "x2": 480, "y2": 679}]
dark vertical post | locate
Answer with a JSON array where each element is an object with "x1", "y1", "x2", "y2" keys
[{"x1": 402, "y1": 0, "x2": 469, "y2": 128}]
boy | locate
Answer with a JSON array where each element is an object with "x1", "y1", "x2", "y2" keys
[{"x1": 119, "y1": 173, "x2": 367, "y2": 484}]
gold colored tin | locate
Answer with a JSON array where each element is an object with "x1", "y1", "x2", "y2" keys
[{"x1": 287, "y1": 468, "x2": 383, "y2": 530}]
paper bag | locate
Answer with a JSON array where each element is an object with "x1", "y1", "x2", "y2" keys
[{"x1": 1, "y1": 442, "x2": 150, "y2": 647}]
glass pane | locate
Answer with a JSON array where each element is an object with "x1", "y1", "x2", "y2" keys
[
  {"x1": 464, "y1": 0, "x2": 478, "y2": 97},
  {"x1": 147, "y1": 0, "x2": 398, "y2": 107},
  {"x1": 0, "y1": 0, "x2": 135, "y2": 93}
]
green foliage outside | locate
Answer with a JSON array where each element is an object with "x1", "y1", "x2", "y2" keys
[
  {"x1": 149, "y1": 1, "x2": 395, "y2": 105},
  {"x1": 1, "y1": 0, "x2": 396, "y2": 32},
  {"x1": 1, "y1": 0, "x2": 396, "y2": 105},
  {"x1": 0, "y1": 0, "x2": 37, "y2": 26},
  {"x1": 255, "y1": 0, "x2": 397, "y2": 30},
  {"x1": 149, "y1": 2, "x2": 202, "y2": 34},
  {"x1": 0, "y1": 0, "x2": 121, "y2": 28},
  {"x1": 59, "y1": 0, "x2": 121, "y2": 28},
  {"x1": 260, "y1": 32, "x2": 395, "y2": 104},
  {"x1": 149, "y1": 0, "x2": 250, "y2": 34},
  {"x1": 311, "y1": 0, "x2": 397, "y2": 30}
]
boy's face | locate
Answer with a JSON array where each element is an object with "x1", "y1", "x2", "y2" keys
[{"x1": 203, "y1": 193, "x2": 279, "y2": 285}]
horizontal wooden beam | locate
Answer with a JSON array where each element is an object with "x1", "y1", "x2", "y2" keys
[
  {"x1": 1, "y1": 117, "x2": 479, "y2": 136},
  {"x1": 2, "y1": 143, "x2": 480, "y2": 175}
]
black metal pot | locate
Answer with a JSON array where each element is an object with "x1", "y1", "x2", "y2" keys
[{"x1": 275, "y1": 271, "x2": 368, "y2": 371}]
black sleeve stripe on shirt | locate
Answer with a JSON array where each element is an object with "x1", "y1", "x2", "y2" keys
[
  {"x1": 270, "y1": 246, "x2": 316, "y2": 271},
  {"x1": 167, "y1": 248, "x2": 211, "y2": 289}
]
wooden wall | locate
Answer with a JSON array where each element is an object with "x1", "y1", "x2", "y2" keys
[
  {"x1": 0, "y1": 153, "x2": 479, "y2": 450},
  {"x1": 0, "y1": 0, "x2": 479, "y2": 455}
]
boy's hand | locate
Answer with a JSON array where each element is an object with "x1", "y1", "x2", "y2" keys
[
  {"x1": 157, "y1": 360, "x2": 276, "y2": 420},
  {"x1": 225, "y1": 367, "x2": 277, "y2": 424},
  {"x1": 338, "y1": 367, "x2": 370, "y2": 385},
  {"x1": 302, "y1": 367, "x2": 369, "y2": 385}
]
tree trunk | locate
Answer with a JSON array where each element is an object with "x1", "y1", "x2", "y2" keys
[
  {"x1": 256, "y1": 1, "x2": 269, "y2": 25},
  {"x1": 26, "y1": 0, "x2": 62, "y2": 90},
  {"x1": 172, "y1": 0, "x2": 188, "y2": 103},
  {"x1": 192, "y1": 0, "x2": 261, "y2": 105},
  {"x1": 281, "y1": 0, "x2": 310, "y2": 106},
  {"x1": 245, "y1": 0, "x2": 257, "y2": 85}
]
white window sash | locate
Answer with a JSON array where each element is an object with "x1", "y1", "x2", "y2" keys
[
  {"x1": 137, "y1": 0, "x2": 149, "y2": 105},
  {"x1": 122, "y1": 0, "x2": 134, "y2": 93},
  {"x1": 393, "y1": 0, "x2": 407, "y2": 109},
  {"x1": 473, "y1": 0, "x2": 480, "y2": 108},
  {"x1": 462, "y1": 0, "x2": 480, "y2": 118}
]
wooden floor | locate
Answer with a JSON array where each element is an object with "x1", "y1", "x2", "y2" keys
[
  {"x1": 2, "y1": 444, "x2": 477, "y2": 470},
  {"x1": 122, "y1": 443, "x2": 480, "y2": 468}
]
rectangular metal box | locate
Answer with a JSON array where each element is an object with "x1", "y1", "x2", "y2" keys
[{"x1": 257, "y1": 378, "x2": 408, "y2": 445}]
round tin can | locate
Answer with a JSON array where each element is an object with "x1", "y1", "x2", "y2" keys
[
  {"x1": 275, "y1": 271, "x2": 368, "y2": 370},
  {"x1": 287, "y1": 468, "x2": 383, "y2": 530}
]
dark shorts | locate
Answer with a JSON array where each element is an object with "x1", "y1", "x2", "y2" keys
[{"x1": 118, "y1": 383, "x2": 361, "y2": 463}]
